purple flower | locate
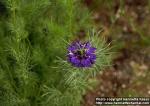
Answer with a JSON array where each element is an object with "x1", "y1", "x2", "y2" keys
[{"x1": 67, "y1": 41, "x2": 96, "y2": 67}]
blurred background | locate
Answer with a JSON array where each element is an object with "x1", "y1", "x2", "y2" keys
[{"x1": 82, "y1": 0, "x2": 150, "y2": 106}]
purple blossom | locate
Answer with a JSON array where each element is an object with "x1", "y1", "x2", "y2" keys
[{"x1": 67, "y1": 41, "x2": 96, "y2": 67}]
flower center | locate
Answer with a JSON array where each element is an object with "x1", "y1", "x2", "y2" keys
[
  {"x1": 75, "y1": 49, "x2": 87, "y2": 59},
  {"x1": 78, "y1": 49, "x2": 84, "y2": 55}
]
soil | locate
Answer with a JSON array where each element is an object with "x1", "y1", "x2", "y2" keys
[{"x1": 82, "y1": 0, "x2": 150, "y2": 106}]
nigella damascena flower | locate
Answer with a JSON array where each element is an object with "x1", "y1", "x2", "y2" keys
[{"x1": 67, "y1": 41, "x2": 96, "y2": 67}]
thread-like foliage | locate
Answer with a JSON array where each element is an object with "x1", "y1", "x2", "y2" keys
[{"x1": 0, "y1": 0, "x2": 111, "y2": 106}]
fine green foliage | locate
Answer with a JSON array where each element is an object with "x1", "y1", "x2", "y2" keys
[{"x1": 0, "y1": 0, "x2": 112, "y2": 106}]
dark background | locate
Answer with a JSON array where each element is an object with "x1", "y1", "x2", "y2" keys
[{"x1": 83, "y1": 0, "x2": 150, "y2": 106}]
